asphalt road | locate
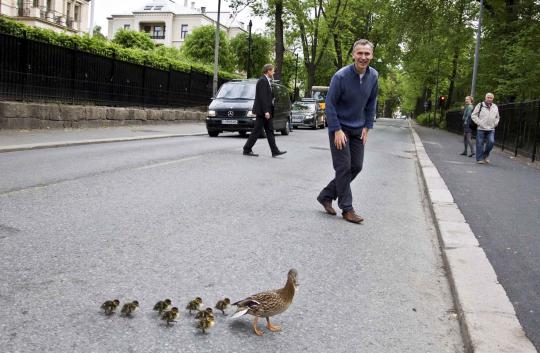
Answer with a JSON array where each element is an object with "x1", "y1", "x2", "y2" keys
[
  {"x1": 414, "y1": 124, "x2": 540, "y2": 350},
  {"x1": 0, "y1": 121, "x2": 463, "y2": 353}
]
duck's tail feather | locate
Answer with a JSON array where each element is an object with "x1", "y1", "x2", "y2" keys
[{"x1": 230, "y1": 307, "x2": 249, "y2": 319}]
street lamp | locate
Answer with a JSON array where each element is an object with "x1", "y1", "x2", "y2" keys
[
  {"x1": 212, "y1": 0, "x2": 222, "y2": 96},
  {"x1": 247, "y1": 20, "x2": 252, "y2": 78},
  {"x1": 293, "y1": 52, "x2": 299, "y2": 101}
]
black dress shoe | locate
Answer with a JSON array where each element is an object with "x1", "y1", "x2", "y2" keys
[
  {"x1": 468, "y1": 152, "x2": 475, "y2": 157},
  {"x1": 243, "y1": 150, "x2": 259, "y2": 157},
  {"x1": 272, "y1": 150, "x2": 287, "y2": 157},
  {"x1": 460, "y1": 152, "x2": 467, "y2": 156}
]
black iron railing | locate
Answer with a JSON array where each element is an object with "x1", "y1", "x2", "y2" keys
[
  {"x1": 446, "y1": 100, "x2": 540, "y2": 162},
  {"x1": 0, "y1": 32, "x2": 228, "y2": 108}
]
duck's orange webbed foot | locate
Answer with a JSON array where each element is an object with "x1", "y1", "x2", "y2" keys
[{"x1": 266, "y1": 318, "x2": 281, "y2": 332}]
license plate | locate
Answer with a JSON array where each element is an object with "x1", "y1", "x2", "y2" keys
[
  {"x1": 292, "y1": 118, "x2": 303, "y2": 122},
  {"x1": 222, "y1": 120, "x2": 237, "y2": 124}
]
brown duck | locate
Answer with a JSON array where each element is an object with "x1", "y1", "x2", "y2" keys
[{"x1": 231, "y1": 269, "x2": 298, "y2": 336}]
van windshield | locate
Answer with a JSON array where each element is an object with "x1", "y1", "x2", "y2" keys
[
  {"x1": 292, "y1": 102, "x2": 316, "y2": 111},
  {"x1": 216, "y1": 83, "x2": 256, "y2": 99}
]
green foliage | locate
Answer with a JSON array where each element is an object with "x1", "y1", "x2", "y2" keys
[
  {"x1": 181, "y1": 25, "x2": 235, "y2": 72},
  {"x1": 0, "y1": 15, "x2": 239, "y2": 79},
  {"x1": 112, "y1": 29, "x2": 155, "y2": 51},
  {"x1": 415, "y1": 113, "x2": 431, "y2": 127},
  {"x1": 230, "y1": 32, "x2": 272, "y2": 78}
]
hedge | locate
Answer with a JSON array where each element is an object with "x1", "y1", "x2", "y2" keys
[{"x1": 0, "y1": 15, "x2": 240, "y2": 79}]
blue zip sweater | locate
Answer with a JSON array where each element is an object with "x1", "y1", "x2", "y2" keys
[{"x1": 325, "y1": 64, "x2": 379, "y2": 133}]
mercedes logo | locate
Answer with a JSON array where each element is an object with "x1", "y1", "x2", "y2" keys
[{"x1": 228, "y1": 111, "x2": 234, "y2": 117}]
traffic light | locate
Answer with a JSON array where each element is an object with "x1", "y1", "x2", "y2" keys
[{"x1": 438, "y1": 95, "x2": 447, "y2": 107}]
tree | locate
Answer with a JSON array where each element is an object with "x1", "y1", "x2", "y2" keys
[
  {"x1": 92, "y1": 25, "x2": 107, "y2": 41},
  {"x1": 230, "y1": 33, "x2": 272, "y2": 77},
  {"x1": 287, "y1": 0, "x2": 349, "y2": 93},
  {"x1": 181, "y1": 25, "x2": 235, "y2": 72},
  {"x1": 112, "y1": 29, "x2": 155, "y2": 51}
]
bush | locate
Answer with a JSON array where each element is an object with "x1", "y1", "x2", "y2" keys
[
  {"x1": 0, "y1": 15, "x2": 240, "y2": 79},
  {"x1": 415, "y1": 113, "x2": 431, "y2": 126}
]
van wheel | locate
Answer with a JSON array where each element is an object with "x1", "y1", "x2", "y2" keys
[
  {"x1": 281, "y1": 120, "x2": 291, "y2": 135},
  {"x1": 208, "y1": 130, "x2": 219, "y2": 137},
  {"x1": 239, "y1": 131, "x2": 247, "y2": 137}
]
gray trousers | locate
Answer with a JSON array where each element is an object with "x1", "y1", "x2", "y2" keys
[{"x1": 318, "y1": 128, "x2": 365, "y2": 212}]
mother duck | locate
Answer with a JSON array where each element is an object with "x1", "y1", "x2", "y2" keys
[{"x1": 231, "y1": 269, "x2": 298, "y2": 336}]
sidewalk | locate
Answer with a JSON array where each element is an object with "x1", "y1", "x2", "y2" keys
[
  {"x1": 0, "y1": 122, "x2": 208, "y2": 152},
  {"x1": 412, "y1": 122, "x2": 539, "y2": 352}
]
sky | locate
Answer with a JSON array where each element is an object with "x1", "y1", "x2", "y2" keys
[{"x1": 92, "y1": 0, "x2": 267, "y2": 35}]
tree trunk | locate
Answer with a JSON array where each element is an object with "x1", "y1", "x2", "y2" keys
[{"x1": 274, "y1": 0, "x2": 284, "y2": 80}]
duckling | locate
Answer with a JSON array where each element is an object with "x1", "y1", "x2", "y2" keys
[
  {"x1": 196, "y1": 315, "x2": 215, "y2": 334},
  {"x1": 186, "y1": 297, "x2": 203, "y2": 315},
  {"x1": 161, "y1": 307, "x2": 179, "y2": 325},
  {"x1": 195, "y1": 307, "x2": 214, "y2": 320},
  {"x1": 231, "y1": 269, "x2": 298, "y2": 336},
  {"x1": 101, "y1": 299, "x2": 120, "y2": 315},
  {"x1": 153, "y1": 299, "x2": 172, "y2": 314},
  {"x1": 121, "y1": 300, "x2": 139, "y2": 317},
  {"x1": 215, "y1": 298, "x2": 230, "y2": 315}
]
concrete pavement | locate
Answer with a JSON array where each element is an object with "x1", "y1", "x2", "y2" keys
[
  {"x1": 0, "y1": 122, "x2": 207, "y2": 153},
  {"x1": 0, "y1": 120, "x2": 536, "y2": 352}
]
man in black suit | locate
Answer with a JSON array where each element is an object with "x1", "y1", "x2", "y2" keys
[{"x1": 243, "y1": 64, "x2": 286, "y2": 157}]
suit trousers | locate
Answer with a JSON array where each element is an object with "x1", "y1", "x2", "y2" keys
[
  {"x1": 243, "y1": 115, "x2": 279, "y2": 154},
  {"x1": 318, "y1": 128, "x2": 365, "y2": 212}
]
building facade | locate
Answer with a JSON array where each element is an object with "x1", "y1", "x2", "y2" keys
[
  {"x1": 107, "y1": 0, "x2": 246, "y2": 48},
  {"x1": 0, "y1": 0, "x2": 91, "y2": 33}
]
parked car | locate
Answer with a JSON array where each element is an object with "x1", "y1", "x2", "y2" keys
[
  {"x1": 291, "y1": 99, "x2": 326, "y2": 129},
  {"x1": 206, "y1": 79, "x2": 292, "y2": 137}
]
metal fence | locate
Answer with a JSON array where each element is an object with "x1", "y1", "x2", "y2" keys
[
  {"x1": 0, "y1": 32, "x2": 227, "y2": 108},
  {"x1": 446, "y1": 100, "x2": 540, "y2": 162}
]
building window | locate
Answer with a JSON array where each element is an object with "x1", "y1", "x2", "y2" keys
[
  {"x1": 33, "y1": 0, "x2": 39, "y2": 7},
  {"x1": 74, "y1": 4, "x2": 80, "y2": 22},
  {"x1": 181, "y1": 24, "x2": 188, "y2": 39},
  {"x1": 143, "y1": 25, "x2": 151, "y2": 33},
  {"x1": 144, "y1": 6, "x2": 153, "y2": 10},
  {"x1": 124, "y1": 24, "x2": 131, "y2": 30},
  {"x1": 153, "y1": 25, "x2": 163, "y2": 38},
  {"x1": 154, "y1": 6, "x2": 163, "y2": 10}
]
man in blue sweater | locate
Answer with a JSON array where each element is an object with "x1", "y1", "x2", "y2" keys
[{"x1": 317, "y1": 39, "x2": 378, "y2": 224}]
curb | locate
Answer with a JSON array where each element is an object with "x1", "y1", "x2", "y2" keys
[
  {"x1": 0, "y1": 132, "x2": 208, "y2": 153},
  {"x1": 410, "y1": 124, "x2": 537, "y2": 353}
]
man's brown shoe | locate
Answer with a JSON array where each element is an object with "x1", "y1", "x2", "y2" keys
[
  {"x1": 342, "y1": 210, "x2": 364, "y2": 224},
  {"x1": 317, "y1": 197, "x2": 336, "y2": 215}
]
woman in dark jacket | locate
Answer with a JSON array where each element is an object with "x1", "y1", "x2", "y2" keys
[{"x1": 461, "y1": 96, "x2": 475, "y2": 157}]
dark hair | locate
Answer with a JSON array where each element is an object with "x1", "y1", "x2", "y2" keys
[
  {"x1": 262, "y1": 64, "x2": 274, "y2": 74},
  {"x1": 352, "y1": 39, "x2": 374, "y2": 52}
]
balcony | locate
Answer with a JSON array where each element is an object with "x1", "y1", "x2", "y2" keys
[{"x1": 140, "y1": 23, "x2": 166, "y2": 41}]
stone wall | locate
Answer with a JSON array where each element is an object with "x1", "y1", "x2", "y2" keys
[{"x1": 0, "y1": 101, "x2": 208, "y2": 129}]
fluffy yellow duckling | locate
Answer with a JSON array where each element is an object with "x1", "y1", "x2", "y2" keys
[
  {"x1": 153, "y1": 299, "x2": 172, "y2": 314},
  {"x1": 231, "y1": 269, "x2": 298, "y2": 336},
  {"x1": 186, "y1": 297, "x2": 203, "y2": 315},
  {"x1": 101, "y1": 299, "x2": 120, "y2": 315},
  {"x1": 197, "y1": 315, "x2": 215, "y2": 333},
  {"x1": 215, "y1": 298, "x2": 231, "y2": 315},
  {"x1": 195, "y1": 307, "x2": 214, "y2": 320},
  {"x1": 161, "y1": 307, "x2": 179, "y2": 325},
  {"x1": 121, "y1": 300, "x2": 139, "y2": 317}
]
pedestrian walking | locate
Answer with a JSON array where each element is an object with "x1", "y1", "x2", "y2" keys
[
  {"x1": 471, "y1": 93, "x2": 500, "y2": 164},
  {"x1": 460, "y1": 96, "x2": 475, "y2": 157},
  {"x1": 317, "y1": 39, "x2": 378, "y2": 224},
  {"x1": 243, "y1": 64, "x2": 286, "y2": 158}
]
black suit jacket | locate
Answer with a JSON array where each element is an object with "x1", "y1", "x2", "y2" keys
[{"x1": 252, "y1": 76, "x2": 273, "y2": 116}]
